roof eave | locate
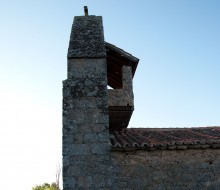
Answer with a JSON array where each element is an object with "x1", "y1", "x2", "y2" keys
[{"x1": 105, "y1": 42, "x2": 139, "y2": 63}]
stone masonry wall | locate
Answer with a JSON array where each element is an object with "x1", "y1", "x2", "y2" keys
[
  {"x1": 111, "y1": 149, "x2": 220, "y2": 190},
  {"x1": 68, "y1": 16, "x2": 106, "y2": 58},
  {"x1": 63, "y1": 58, "x2": 114, "y2": 189},
  {"x1": 63, "y1": 15, "x2": 114, "y2": 190},
  {"x1": 108, "y1": 66, "x2": 134, "y2": 107}
]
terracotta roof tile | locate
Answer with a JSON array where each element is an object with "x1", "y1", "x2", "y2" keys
[{"x1": 110, "y1": 127, "x2": 220, "y2": 150}]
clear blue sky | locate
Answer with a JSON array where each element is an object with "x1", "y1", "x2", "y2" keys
[{"x1": 0, "y1": 1, "x2": 220, "y2": 189}]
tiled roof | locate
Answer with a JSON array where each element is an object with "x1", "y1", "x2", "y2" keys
[{"x1": 110, "y1": 127, "x2": 220, "y2": 150}]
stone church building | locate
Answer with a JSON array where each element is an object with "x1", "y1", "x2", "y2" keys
[{"x1": 62, "y1": 8, "x2": 220, "y2": 190}]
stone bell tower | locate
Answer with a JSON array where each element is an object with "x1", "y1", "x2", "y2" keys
[
  {"x1": 62, "y1": 6, "x2": 139, "y2": 190},
  {"x1": 62, "y1": 7, "x2": 113, "y2": 189}
]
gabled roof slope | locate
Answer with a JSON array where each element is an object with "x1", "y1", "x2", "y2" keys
[{"x1": 110, "y1": 127, "x2": 220, "y2": 150}]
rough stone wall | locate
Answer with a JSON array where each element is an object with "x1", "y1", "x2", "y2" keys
[
  {"x1": 63, "y1": 58, "x2": 114, "y2": 189},
  {"x1": 63, "y1": 15, "x2": 114, "y2": 190},
  {"x1": 111, "y1": 149, "x2": 220, "y2": 190},
  {"x1": 108, "y1": 66, "x2": 134, "y2": 107},
  {"x1": 68, "y1": 16, "x2": 106, "y2": 58}
]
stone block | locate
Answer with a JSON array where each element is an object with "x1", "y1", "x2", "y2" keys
[
  {"x1": 84, "y1": 133, "x2": 99, "y2": 143},
  {"x1": 85, "y1": 58, "x2": 107, "y2": 79},
  {"x1": 64, "y1": 83, "x2": 107, "y2": 99},
  {"x1": 98, "y1": 132, "x2": 110, "y2": 143},
  {"x1": 68, "y1": 59, "x2": 85, "y2": 79},
  {"x1": 63, "y1": 176, "x2": 76, "y2": 189},
  {"x1": 207, "y1": 181, "x2": 220, "y2": 190},
  {"x1": 94, "y1": 174, "x2": 105, "y2": 188},
  {"x1": 63, "y1": 144, "x2": 90, "y2": 156},
  {"x1": 93, "y1": 124, "x2": 108, "y2": 133},
  {"x1": 85, "y1": 109, "x2": 108, "y2": 124},
  {"x1": 68, "y1": 155, "x2": 85, "y2": 165},
  {"x1": 118, "y1": 181, "x2": 128, "y2": 188},
  {"x1": 91, "y1": 143, "x2": 110, "y2": 155},
  {"x1": 196, "y1": 172, "x2": 215, "y2": 182},
  {"x1": 77, "y1": 124, "x2": 93, "y2": 133},
  {"x1": 66, "y1": 109, "x2": 86, "y2": 124},
  {"x1": 187, "y1": 182, "x2": 207, "y2": 190},
  {"x1": 77, "y1": 176, "x2": 94, "y2": 189},
  {"x1": 63, "y1": 156, "x2": 69, "y2": 167},
  {"x1": 64, "y1": 165, "x2": 82, "y2": 176},
  {"x1": 95, "y1": 112, "x2": 109, "y2": 124},
  {"x1": 73, "y1": 133, "x2": 84, "y2": 144},
  {"x1": 76, "y1": 98, "x2": 97, "y2": 109},
  {"x1": 63, "y1": 134, "x2": 73, "y2": 144},
  {"x1": 63, "y1": 124, "x2": 78, "y2": 134}
]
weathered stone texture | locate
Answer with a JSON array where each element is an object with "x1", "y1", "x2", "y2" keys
[
  {"x1": 111, "y1": 149, "x2": 220, "y2": 190},
  {"x1": 108, "y1": 66, "x2": 134, "y2": 107},
  {"x1": 64, "y1": 14, "x2": 113, "y2": 189},
  {"x1": 63, "y1": 56, "x2": 114, "y2": 189},
  {"x1": 68, "y1": 16, "x2": 106, "y2": 58}
]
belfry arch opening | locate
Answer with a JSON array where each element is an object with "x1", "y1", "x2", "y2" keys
[{"x1": 105, "y1": 42, "x2": 139, "y2": 131}]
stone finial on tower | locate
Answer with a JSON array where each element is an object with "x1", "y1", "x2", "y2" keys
[{"x1": 84, "y1": 6, "x2": 88, "y2": 16}]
